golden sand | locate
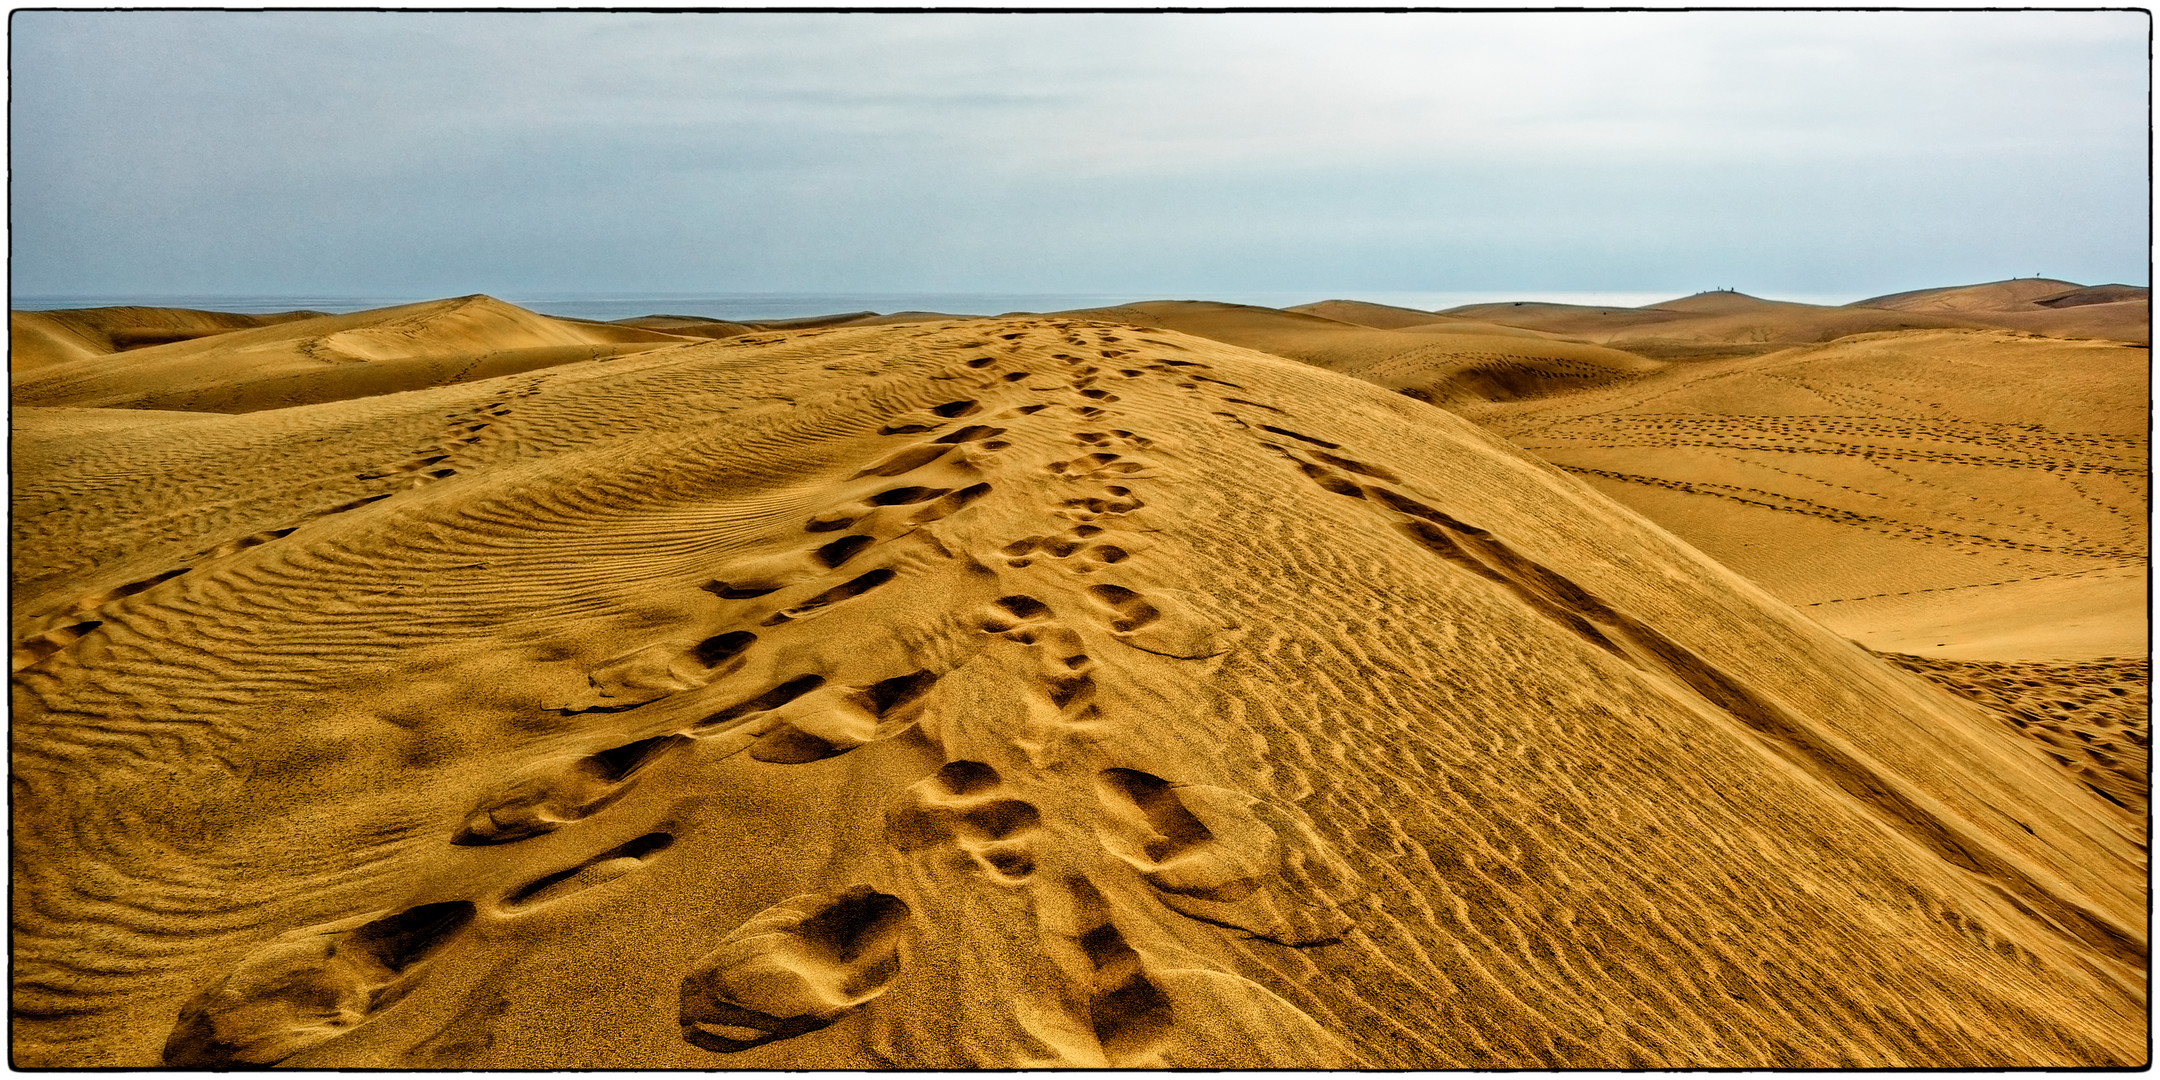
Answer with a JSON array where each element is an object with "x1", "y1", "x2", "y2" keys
[{"x1": 9, "y1": 286, "x2": 2147, "y2": 1066}]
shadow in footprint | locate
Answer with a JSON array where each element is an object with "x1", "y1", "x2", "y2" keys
[
  {"x1": 503, "y1": 832, "x2": 674, "y2": 909},
  {"x1": 679, "y1": 886, "x2": 914, "y2": 1053},
  {"x1": 885, "y1": 761, "x2": 1044, "y2": 881},
  {"x1": 164, "y1": 901, "x2": 475, "y2": 1067},
  {"x1": 453, "y1": 735, "x2": 691, "y2": 845},
  {"x1": 1086, "y1": 585, "x2": 1161, "y2": 633},
  {"x1": 1096, "y1": 769, "x2": 1269, "y2": 903},
  {"x1": 1069, "y1": 879, "x2": 1174, "y2": 1066},
  {"x1": 751, "y1": 670, "x2": 940, "y2": 765}
]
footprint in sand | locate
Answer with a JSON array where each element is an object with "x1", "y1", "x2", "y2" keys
[
  {"x1": 500, "y1": 832, "x2": 675, "y2": 910},
  {"x1": 1094, "y1": 769, "x2": 1354, "y2": 947},
  {"x1": 678, "y1": 886, "x2": 915, "y2": 1052},
  {"x1": 1063, "y1": 878, "x2": 1175, "y2": 1066},
  {"x1": 1094, "y1": 768, "x2": 1276, "y2": 903},
  {"x1": 749, "y1": 670, "x2": 941, "y2": 764},
  {"x1": 163, "y1": 901, "x2": 475, "y2": 1067},
  {"x1": 884, "y1": 760, "x2": 1045, "y2": 882},
  {"x1": 979, "y1": 594, "x2": 1054, "y2": 640},
  {"x1": 452, "y1": 734, "x2": 690, "y2": 845}
]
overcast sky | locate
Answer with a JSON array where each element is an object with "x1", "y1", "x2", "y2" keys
[{"x1": 9, "y1": 10, "x2": 2150, "y2": 304}]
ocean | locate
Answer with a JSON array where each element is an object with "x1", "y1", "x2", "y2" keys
[{"x1": 7, "y1": 289, "x2": 1754, "y2": 321}]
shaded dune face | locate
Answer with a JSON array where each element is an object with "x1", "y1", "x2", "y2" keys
[{"x1": 9, "y1": 317, "x2": 2146, "y2": 1068}]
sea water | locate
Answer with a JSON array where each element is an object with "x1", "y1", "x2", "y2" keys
[{"x1": 9, "y1": 289, "x2": 1754, "y2": 321}]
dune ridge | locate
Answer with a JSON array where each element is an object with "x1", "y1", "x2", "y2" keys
[{"x1": 9, "y1": 300, "x2": 2146, "y2": 1067}]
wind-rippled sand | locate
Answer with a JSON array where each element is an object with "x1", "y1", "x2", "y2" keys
[{"x1": 9, "y1": 293, "x2": 2147, "y2": 1066}]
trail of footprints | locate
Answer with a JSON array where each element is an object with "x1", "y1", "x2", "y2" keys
[
  {"x1": 161, "y1": 326, "x2": 1318, "y2": 1066},
  {"x1": 1232, "y1": 404, "x2": 2148, "y2": 971}
]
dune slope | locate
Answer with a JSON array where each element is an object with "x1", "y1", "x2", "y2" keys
[
  {"x1": 9, "y1": 306, "x2": 328, "y2": 370},
  {"x1": 10, "y1": 317, "x2": 2144, "y2": 1068},
  {"x1": 9, "y1": 296, "x2": 696, "y2": 413},
  {"x1": 1470, "y1": 328, "x2": 2149, "y2": 661}
]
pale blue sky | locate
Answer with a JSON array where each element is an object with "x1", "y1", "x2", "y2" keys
[{"x1": 9, "y1": 10, "x2": 2150, "y2": 303}]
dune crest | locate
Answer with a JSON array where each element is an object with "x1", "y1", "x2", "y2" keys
[{"x1": 10, "y1": 310, "x2": 2144, "y2": 1067}]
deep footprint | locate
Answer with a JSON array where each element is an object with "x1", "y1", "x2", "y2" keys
[
  {"x1": 503, "y1": 832, "x2": 675, "y2": 909},
  {"x1": 163, "y1": 901, "x2": 476, "y2": 1067},
  {"x1": 679, "y1": 886, "x2": 914, "y2": 1052},
  {"x1": 453, "y1": 734, "x2": 691, "y2": 845}
]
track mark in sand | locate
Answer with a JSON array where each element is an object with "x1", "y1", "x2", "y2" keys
[
  {"x1": 678, "y1": 886, "x2": 914, "y2": 1053},
  {"x1": 694, "y1": 674, "x2": 829, "y2": 734},
  {"x1": 981, "y1": 594, "x2": 1054, "y2": 639},
  {"x1": 1308, "y1": 449, "x2": 1399, "y2": 483},
  {"x1": 1082, "y1": 545, "x2": 1130, "y2": 568},
  {"x1": 453, "y1": 734, "x2": 692, "y2": 844},
  {"x1": 804, "y1": 511, "x2": 859, "y2": 533},
  {"x1": 704, "y1": 579, "x2": 783, "y2": 600},
  {"x1": 11, "y1": 619, "x2": 103, "y2": 672},
  {"x1": 1060, "y1": 485, "x2": 1143, "y2": 518},
  {"x1": 856, "y1": 444, "x2": 949, "y2": 478},
  {"x1": 930, "y1": 400, "x2": 981, "y2": 418},
  {"x1": 1882, "y1": 653, "x2": 2149, "y2": 817},
  {"x1": 1091, "y1": 772, "x2": 1349, "y2": 947},
  {"x1": 866, "y1": 485, "x2": 952, "y2": 506},
  {"x1": 63, "y1": 567, "x2": 191, "y2": 614},
  {"x1": 885, "y1": 761, "x2": 1045, "y2": 882},
  {"x1": 1384, "y1": 496, "x2": 1627, "y2": 657},
  {"x1": 750, "y1": 669, "x2": 942, "y2": 764},
  {"x1": 878, "y1": 422, "x2": 940, "y2": 435},
  {"x1": 1085, "y1": 585, "x2": 1161, "y2": 633},
  {"x1": 206, "y1": 526, "x2": 300, "y2": 559},
  {"x1": 763, "y1": 568, "x2": 897, "y2": 625},
  {"x1": 906, "y1": 481, "x2": 993, "y2": 525},
  {"x1": 1257, "y1": 424, "x2": 1340, "y2": 449},
  {"x1": 1067, "y1": 880, "x2": 1175, "y2": 1065},
  {"x1": 934, "y1": 424, "x2": 1007, "y2": 444},
  {"x1": 163, "y1": 901, "x2": 476, "y2": 1067},
  {"x1": 1096, "y1": 769, "x2": 1268, "y2": 903},
  {"x1": 325, "y1": 493, "x2": 396, "y2": 514},
  {"x1": 1283, "y1": 455, "x2": 1367, "y2": 499},
  {"x1": 502, "y1": 832, "x2": 675, "y2": 910},
  {"x1": 813, "y1": 534, "x2": 874, "y2": 569},
  {"x1": 693, "y1": 631, "x2": 758, "y2": 667}
]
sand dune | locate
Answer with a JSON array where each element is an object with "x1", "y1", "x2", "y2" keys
[
  {"x1": 1466, "y1": 327, "x2": 2148, "y2": 662},
  {"x1": 1449, "y1": 283, "x2": 2151, "y2": 352},
  {"x1": 10, "y1": 295, "x2": 697, "y2": 413},
  {"x1": 1850, "y1": 280, "x2": 2152, "y2": 344},
  {"x1": 1854, "y1": 278, "x2": 2092, "y2": 313},
  {"x1": 1445, "y1": 292, "x2": 1991, "y2": 360},
  {"x1": 9, "y1": 306, "x2": 329, "y2": 371},
  {"x1": 1056, "y1": 299, "x2": 1662, "y2": 405},
  {"x1": 9, "y1": 298, "x2": 2146, "y2": 1067}
]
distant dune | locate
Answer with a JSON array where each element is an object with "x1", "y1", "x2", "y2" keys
[
  {"x1": 9, "y1": 286, "x2": 2147, "y2": 1068},
  {"x1": 10, "y1": 306, "x2": 329, "y2": 370},
  {"x1": 1053, "y1": 299, "x2": 1662, "y2": 405},
  {"x1": 10, "y1": 295, "x2": 699, "y2": 412}
]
